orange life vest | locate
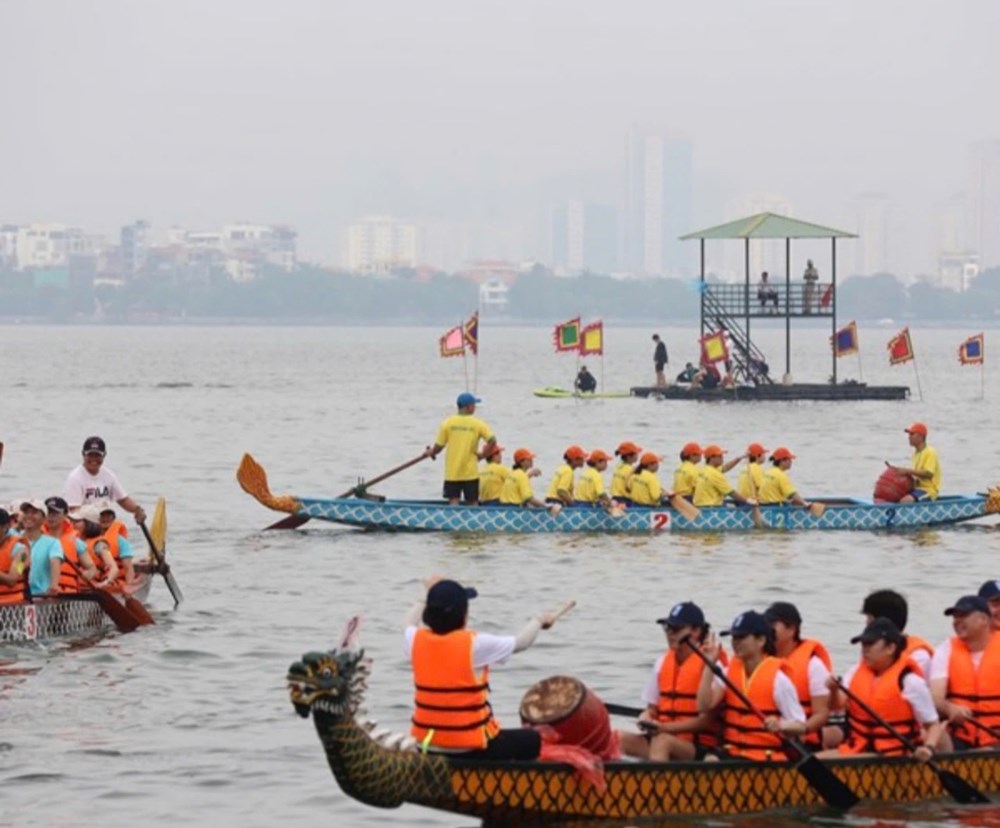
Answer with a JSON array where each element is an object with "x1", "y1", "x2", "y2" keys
[
  {"x1": 0, "y1": 534, "x2": 28, "y2": 605},
  {"x1": 86, "y1": 523, "x2": 127, "y2": 584},
  {"x1": 722, "y1": 656, "x2": 792, "y2": 761},
  {"x1": 781, "y1": 638, "x2": 832, "y2": 747},
  {"x1": 52, "y1": 534, "x2": 86, "y2": 594},
  {"x1": 840, "y1": 656, "x2": 922, "y2": 756},
  {"x1": 903, "y1": 633, "x2": 934, "y2": 660},
  {"x1": 411, "y1": 628, "x2": 501, "y2": 750},
  {"x1": 106, "y1": 519, "x2": 129, "y2": 539},
  {"x1": 656, "y1": 647, "x2": 728, "y2": 747},
  {"x1": 946, "y1": 633, "x2": 1000, "y2": 747}
]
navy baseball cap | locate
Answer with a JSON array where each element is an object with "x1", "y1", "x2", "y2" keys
[
  {"x1": 720, "y1": 610, "x2": 770, "y2": 637},
  {"x1": 978, "y1": 580, "x2": 1000, "y2": 601},
  {"x1": 82, "y1": 436, "x2": 106, "y2": 456},
  {"x1": 426, "y1": 579, "x2": 478, "y2": 612},
  {"x1": 764, "y1": 601, "x2": 802, "y2": 627},
  {"x1": 851, "y1": 617, "x2": 905, "y2": 645},
  {"x1": 44, "y1": 496, "x2": 69, "y2": 514},
  {"x1": 656, "y1": 601, "x2": 705, "y2": 628},
  {"x1": 456, "y1": 392, "x2": 481, "y2": 408},
  {"x1": 944, "y1": 595, "x2": 991, "y2": 617},
  {"x1": 0, "y1": 508, "x2": 9, "y2": 525}
]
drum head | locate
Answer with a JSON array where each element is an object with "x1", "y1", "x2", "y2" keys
[{"x1": 519, "y1": 675, "x2": 586, "y2": 725}]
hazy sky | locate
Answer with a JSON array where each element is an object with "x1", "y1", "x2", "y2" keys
[{"x1": 4, "y1": 0, "x2": 999, "y2": 272}]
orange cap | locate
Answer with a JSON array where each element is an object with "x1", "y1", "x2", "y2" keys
[
  {"x1": 681, "y1": 442, "x2": 702, "y2": 458},
  {"x1": 771, "y1": 447, "x2": 796, "y2": 462},
  {"x1": 483, "y1": 443, "x2": 504, "y2": 458},
  {"x1": 640, "y1": 452, "x2": 662, "y2": 467},
  {"x1": 564, "y1": 445, "x2": 588, "y2": 461},
  {"x1": 588, "y1": 449, "x2": 611, "y2": 463},
  {"x1": 904, "y1": 422, "x2": 928, "y2": 437},
  {"x1": 703, "y1": 444, "x2": 726, "y2": 458},
  {"x1": 747, "y1": 442, "x2": 768, "y2": 457},
  {"x1": 615, "y1": 441, "x2": 642, "y2": 456},
  {"x1": 513, "y1": 448, "x2": 535, "y2": 463}
]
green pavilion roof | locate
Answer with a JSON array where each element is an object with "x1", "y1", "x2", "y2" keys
[{"x1": 680, "y1": 212, "x2": 856, "y2": 241}]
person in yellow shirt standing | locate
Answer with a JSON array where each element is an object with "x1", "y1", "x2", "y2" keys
[
  {"x1": 673, "y1": 442, "x2": 703, "y2": 500},
  {"x1": 425, "y1": 392, "x2": 497, "y2": 505},
  {"x1": 478, "y1": 445, "x2": 509, "y2": 505},
  {"x1": 546, "y1": 445, "x2": 587, "y2": 506},
  {"x1": 759, "y1": 447, "x2": 813, "y2": 508},
  {"x1": 500, "y1": 448, "x2": 548, "y2": 509},
  {"x1": 611, "y1": 441, "x2": 642, "y2": 504},
  {"x1": 736, "y1": 443, "x2": 768, "y2": 499},
  {"x1": 887, "y1": 422, "x2": 941, "y2": 502},
  {"x1": 693, "y1": 446, "x2": 757, "y2": 507},
  {"x1": 574, "y1": 449, "x2": 614, "y2": 511}
]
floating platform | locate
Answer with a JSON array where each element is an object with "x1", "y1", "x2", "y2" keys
[{"x1": 629, "y1": 383, "x2": 910, "y2": 401}]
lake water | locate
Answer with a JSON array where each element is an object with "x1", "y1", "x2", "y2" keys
[{"x1": 0, "y1": 323, "x2": 998, "y2": 828}]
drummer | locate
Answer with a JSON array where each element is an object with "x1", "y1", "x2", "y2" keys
[
  {"x1": 546, "y1": 445, "x2": 588, "y2": 507},
  {"x1": 611, "y1": 441, "x2": 642, "y2": 504},
  {"x1": 574, "y1": 449, "x2": 613, "y2": 510},
  {"x1": 405, "y1": 575, "x2": 564, "y2": 759},
  {"x1": 672, "y1": 443, "x2": 703, "y2": 500},
  {"x1": 619, "y1": 602, "x2": 726, "y2": 761},
  {"x1": 478, "y1": 444, "x2": 509, "y2": 505}
]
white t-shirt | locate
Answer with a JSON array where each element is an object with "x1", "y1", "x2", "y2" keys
[
  {"x1": 63, "y1": 465, "x2": 127, "y2": 507},
  {"x1": 404, "y1": 626, "x2": 516, "y2": 670},
  {"x1": 929, "y1": 638, "x2": 985, "y2": 682},
  {"x1": 806, "y1": 654, "x2": 832, "y2": 698},
  {"x1": 910, "y1": 646, "x2": 932, "y2": 679},
  {"x1": 842, "y1": 662, "x2": 939, "y2": 723},
  {"x1": 690, "y1": 658, "x2": 806, "y2": 722}
]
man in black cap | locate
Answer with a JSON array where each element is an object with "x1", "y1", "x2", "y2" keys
[
  {"x1": 63, "y1": 436, "x2": 146, "y2": 524},
  {"x1": 929, "y1": 595, "x2": 1000, "y2": 751},
  {"x1": 404, "y1": 575, "x2": 564, "y2": 759},
  {"x1": 42, "y1": 496, "x2": 97, "y2": 591},
  {"x1": 978, "y1": 579, "x2": 1000, "y2": 631}
]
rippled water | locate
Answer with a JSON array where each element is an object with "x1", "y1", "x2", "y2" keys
[{"x1": 0, "y1": 323, "x2": 998, "y2": 828}]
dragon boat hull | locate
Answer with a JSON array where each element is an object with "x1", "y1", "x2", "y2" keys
[{"x1": 293, "y1": 494, "x2": 994, "y2": 533}]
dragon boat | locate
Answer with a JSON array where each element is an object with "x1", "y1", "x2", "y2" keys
[
  {"x1": 288, "y1": 641, "x2": 999, "y2": 823},
  {"x1": 238, "y1": 455, "x2": 1000, "y2": 533},
  {"x1": 0, "y1": 499, "x2": 171, "y2": 644}
]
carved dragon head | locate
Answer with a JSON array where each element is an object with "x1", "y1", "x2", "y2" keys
[{"x1": 287, "y1": 647, "x2": 370, "y2": 720}]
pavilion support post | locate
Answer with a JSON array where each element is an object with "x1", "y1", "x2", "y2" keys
[
  {"x1": 700, "y1": 239, "x2": 706, "y2": 340},
  {"x1": 832, "y1": 238, "x2": 838, "y2": 385},
  {"x1": 744, "y1": 238, "x2": 750, "y2": 379},
  {"x1": 785, "y1": 237, "x2": 791, "y2": 379}
]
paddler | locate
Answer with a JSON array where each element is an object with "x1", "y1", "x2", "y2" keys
[
  {"x1": 978, "y1": 580, "x2": 1000, "y2": 631},
  {"x1": 19, "y1": 500, "x2": 65, "y2": 598},
  {"x1": 546, "y1": 445, "x2": 587, "y2": 507},
  {"x1": 629, "y1": 453, "x2": 677, "y2": 507},
  {"x1": 611, "y1": 441, "x2": 642, "y2": 504},
  {"x1": 692, "y1": 446, "x2": 757, "y2": 508},
  {"x1": 672, "y1": 442, "x2": 703, "y2": 500},
  {"x1": 758, "y1": 447, "x2": 814, "y2": 509},
  {"x1": 42, "y1": 496, "x2": 97, "y2": 593},
  {"x1": 886, "y1": 422, "x2": 941, "y2": 502},
  {"x1": 405, "y1": 575, "x2": 565, "y2": 759},
  {"x1": 860, "y1": 589, "x2": 934, "y2": 675},
  {"x1": 478, "y1": 444, "x2": 509, "y2": 505},
  {"x1": 736, "y1": 443, "x2": 768, "y2": 499},
  {"x1": 574, "y1": 449, "x2": 614, "y2": 510},
  {"x1": 0, "y1": 508, "x2": 29, "y2": 605},
  {"x1": 71, "y1": 503, "x2": 135, "y2": 589},
  {"x1": 424, "y1": 392, "x2": 497, "y2": 505},
  {"x1": 499, "y1": 448, "x2": 547, "y2": 509}
]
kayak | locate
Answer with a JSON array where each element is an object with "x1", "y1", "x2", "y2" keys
[{"x1": 533, "y1": 386, "x2": 632, "y2": 399}]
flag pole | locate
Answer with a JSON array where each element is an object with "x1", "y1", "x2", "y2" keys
[
  {"x1": 460, "y1": 319, "x2": 470, "y2": 391},
  {"x1": 981, "y1": 360, "x2": 985, "y2": 401},
  {"x1": 473, "y1": 305, "x2": 480, "y2": 394},
  {"x1": 912, "y1": 357, "x2": 923, "y2": 401},
  {"x1": 856, "y1": 349, "x2": 864, "y2": 383}
]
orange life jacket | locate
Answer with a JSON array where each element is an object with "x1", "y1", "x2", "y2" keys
[
  {"x1": 86, "y1": 523, "x2": 126, "y2": 584},
  {"x1": 106, "y1": 519, "x2": 129, "y2": 539},
  {"x1": 781, "y1": 638, "x2": 832, "y2": 747},
  {"x1": 656, "y1": 646, "x2": 728, "y2": 747},
  {"x1": 52, "y1": 534, "x2": 86, "y2": 593},
  {"x1": 840, "y1": 656, "x2": 922, "y2": 756},
  {"x1": 0, "y1": 534, "x2": 27, "y2": 605},
  {"x1": 722, "y1": 656, "x2": 792, "y2": 761},
  {"x1": 904, "y1": 634, "x2": 934, "y2": 660},
  {"x1": 411, "y1": 628, "x2": 501, "y2": 750},
  {"x1": 946, "y1": 633, "x2": 1000, "y2": 747}
]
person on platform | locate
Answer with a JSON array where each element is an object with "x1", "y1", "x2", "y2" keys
[
  {"x1": 611, "y1": 441, "x2": 642, "y2": 504},
  {"x1": 424, "y1": 393, "x2": 497, "y2": 505},
  {"x1": 574, "y1": 449, "x2": 614, "y2": 511},
  {"x1": 757, "y1": 272, "x2": 779, "y2": 312},
  {"x1": 653, "y1": 334, "x2": 669, "y2": 387},
  {"x1": 546, "y1": 446, "x2": 588, "y2": 507},
  {"x1": 574, "y1": 365, "x2": 597, "y2": 394},
  {"x1": 0, "y1": 508, "x2": 29, "y2": 605},
  {"x1": 404, "y1": 576, "x2": 565, "y2": 759},
  {"x1": 64, "y1": 436, "x2": 147, "y2": 524},
  {"x1": 19, "y1": 500, "x2": 65, "y2": 599},
  {"x1": 803, "y1": 259, "x2": 819, "y2": 314},
  {"x1": 929, "y1": 595, "x2": 1000, "y2": 751},
  {"x1": 673, "y1": 443, "x2": 703, "y2": 500},
  {"x1": 693, "y1": 446, "x2": 757, "y2": 508},
  {"x1": 499, "y1": 449, "x2": 547, "y2": 509},
  {"x1": 886, "y1": 422, "x2": 941, "y2": 502},
  {"x1": 676, "y1": 362, "x2": 698, "y2": 384},
  {"x1": 860, "y1": 588, "x2": 935, "y2": 677},
  {"x1": 759, "y1": 447, "x2": 814, "y2": 509},
  {"x1": 978, "y1": 580, "x2": 1000, "y2": 631},
  {"x1": 478, "y1": 444, "x2": 509, "y2": 505},
  {"x1": 736, "y1": 443, "x2": 768, "y2": 499},
  {"x1": 619, "y1": 602, "x2": 725, "y2": 761}
]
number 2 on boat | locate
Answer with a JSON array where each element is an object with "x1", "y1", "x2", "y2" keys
[{"x1": 651, "y1": 512, "x2": 671, "y2": 531}]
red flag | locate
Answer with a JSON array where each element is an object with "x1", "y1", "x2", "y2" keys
[
  {"x1": 958, "y1": 333, "x2": 984, "y2": 365},
  {"x1": 820, "y1": 284, "x2": 834, "y2": 308},
  {"x1": 463, "y1": 311, "x2": 479, "y2": 355},
  {"x1": 439, "y1": 325, "x2": 465, "y2": 358},
  {"x1": 553, "y1": 317, "x2": 581, "y2": 352},
  {"x1": 699, "y1": 331, "x2": 729, "y2": 364},
  {"x1": 579, "y1": 321, "x2": 603, "y2": 355},
  {"x1": 886, "y1": 327, "x2": 914, "y2": 365}
]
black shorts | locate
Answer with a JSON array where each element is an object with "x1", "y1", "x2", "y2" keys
[
  {"x1": 656, "y1": 361, "x2": 667, "y2": 372},
  {"x1": 443, "y1": 479, "x2": 479, "y2": 502},
  {"x1": 449, "y1": 728, "x2": 542, "y2": 761}
]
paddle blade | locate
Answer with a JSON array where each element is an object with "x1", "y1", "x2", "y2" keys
[
  {"x1": 123, "y1": 595, "x2": 156, "y2": 626},
  {"x1": 150, "y1": 497, "x2": 167, "y2": 552},
  {"x1": 809, "y1": 502, "x2": 826, "y2": 518},
  {"x1": 265, "y1": 513, "x2": 312, "y2": 531},
  {"x1": 92, "y1": 591, "x2": 141, "y2": 633},
  {"x1": 670, "y1": 495, "x2": 700, "y2": 521},
  {"x1": 935, "y1": 766, "x2": 991, "y2": 805},
  {"x1": 796, "y1": 754, "x2": 859, "y2": 810}
]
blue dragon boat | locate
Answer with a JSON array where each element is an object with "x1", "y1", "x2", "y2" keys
[{"x1": 238, "y1": 454, "x2": 1000, "y2": 533}]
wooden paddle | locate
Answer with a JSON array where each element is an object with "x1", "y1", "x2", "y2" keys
[
  {"x1": 264, "y1": 452, "x2": 430, "y2": 530},
  {"x1": 0, "y1": 441, "x2": 4, "y2": 469},
  {"x1": 966, "y1": 716, "x2": 1000, "y2": 742},
  {"x1": 807, "y1": 502, "x2": 826, "y2": 518},
  {"x1": 138, "y1": 519, "x2": 183, "y2": 608},
  {"x1": 831, "y1": 677, "x2": 989, "y2": 805},
  {"x1": 683, "y1": 635, "x2": 860, "y2": 811},
  {"x1": 669, "y1": 495, "x2": 700, "y2": 522},
  {"x1": 66, "y1": 559, "x2": 145, "y2": 633}
]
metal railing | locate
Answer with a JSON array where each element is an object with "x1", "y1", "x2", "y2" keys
[{"x1": 704, "y1": 282, "x2": 833, "y2": 317}]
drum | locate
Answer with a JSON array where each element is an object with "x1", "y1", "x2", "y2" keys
[
  {"x1": 873, "y1": 467, "x2": 912, "y2": 503},
  {"x1": 519, "y1": 675, "x2": 614, "y2": 757}
]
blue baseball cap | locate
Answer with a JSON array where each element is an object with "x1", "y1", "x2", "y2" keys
[
  {"x1": 456, "y1": 392, "x2": 481, "y2": 408},
  {"x1": 944, "y1": 595, "x2": 991, "y2": 617},
  {"x1": 720, "y1": 610, "x2": 771, "y2": 637},
  {"x1": 426, "y1": 579, "x2": 478, "y2": 613},
  {"x1": 656, "y1": 601, "x2": 705, "y2": 628},
  {"x1": 978, "y1": 580, "x2": 1000, "y2": 600}
]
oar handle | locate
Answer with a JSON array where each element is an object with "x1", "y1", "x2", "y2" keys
[
  {"x1": 551, "y1": 600, "x2": 576, "y2": 621},
  {"x1": 338, "y1": 452, "x2": 430, "y2": 498}
]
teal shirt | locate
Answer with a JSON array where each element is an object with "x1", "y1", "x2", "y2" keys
[{"x1": 27, "y1": 535, "x2": 64, "y2": 595}]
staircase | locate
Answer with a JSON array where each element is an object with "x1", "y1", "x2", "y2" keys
[{"x1": 702, "y1": 290, "x2": 774, "y2": 385}]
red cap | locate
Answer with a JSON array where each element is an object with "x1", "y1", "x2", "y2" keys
[
  {"x1": 703, "y1": 444, "x2": 726, "y2": 458},
  {"x1": 588, "y1": 449, "x2": 611, "y2": 463},
  {"x1": 904, "y1": 422, "x2": 928, "y2": 437},
  {"x1": 640, "y1": 452, "x2": 662, "y2": 467},
  {"x1": 747, "y1": 442, "x2": 768, "y2": 457},
  {"x1": 483, "y1": 443, "x2": 504, "y2": 459},
  {"x1": 681, "y1": 442, "x2": 702, "y2": 458},
  {"x1": 513, "y1": 448, "x2": 535, "y2": 463},
  {"x1": 771, "y1": 447, "x2": 796, "y2": 462},
  {"x1": 564, "y1": 445, "x2": 588, "y2": 461},
  {"x1": 615, "y1": 441, "x2": 642, "y2": 456}
]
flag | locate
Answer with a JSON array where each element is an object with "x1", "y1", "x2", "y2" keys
[
  {"x1": 887, "y1": 327, "x2": 914, "y2": 365},
  {"x1": 553, "y1": 317, "x2": 581, "y2": 352},
  {"x1": 832, "y1": 321, "x2": 859, "y2": 357},
  {"x1": 820, "y1": 283, "x2": 834, "y2": 308},
  {"x1": 580, "y1": 321, "x2": 603, "y2": 355},
  {"x1": 959, "y1": 332, "x2": 984, "y2": 365},
  {"x1": 463, "y1": 311, "x2": 479, "y2": 355},
  {"x1": 439, "y1": 325, "x2": 465, "y2": 358},
  {"x1": 699, "y1": 330, "x2": 729, "y2": 364}
]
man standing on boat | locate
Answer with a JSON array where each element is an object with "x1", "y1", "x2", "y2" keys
[
  {"x1": 424, "y1": 393, "x2": 496, "y2": 506},
  {"x1": 652, "y1": 334, "x2": 669, "y2": 387},
  {"x1": 63, "y1": 436, "x2": 147, "y2": 524},
  {"x1": 886, "y1": 422, "x2": 940, "y2": 502}
]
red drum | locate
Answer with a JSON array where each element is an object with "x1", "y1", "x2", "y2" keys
[
  {"x1": 519, "y1": 675, "x2": 614, "y2": 757},
  {"x1": 873, "y1": 468, "x2": 912, "y2": 503}
]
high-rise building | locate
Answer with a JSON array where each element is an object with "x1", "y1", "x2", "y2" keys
[
  {"x1": 847, "y1": 193, "x2": 890, "y2": 276},
  {"x1": 346, "y1": 215, "x2": 421, "y2": 273},
  {"x1": 969, "y1": 140, "x2": 1000, "y2": 272},
  {"x1": 623, "y1": 127, "x2": 693, "y2": 277},
  {"x1": 121, "y1": 220, "x2": 150, "y2": 278},
  {"x1": 551, "y1": 201, "x2": 617, "y2": 274},
  {"x1": 937, "y1": 192, "x2": 978, "y2": 291}
]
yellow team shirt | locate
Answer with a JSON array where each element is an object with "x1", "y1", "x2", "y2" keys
[
  {"x1": 610, "y1": 462, "x2": 634, "y2": 498},
  {"x1": 479, "y1": 462, "x2": 510, "y2": 502},
  {"x1": 693, "y1": 464, "x2": 734, "y2": 507},
  {"x1": 500, "y1": 468, "x2": 534, "y2": 505},
  {"x1": 546, "y1": 464, "x2": 576, "y2": 501},
  {"x1": 912, "y1": 445, "x2": 941, "y2": 500},
  {"x1": 574, "y1": 466, "x2": 606, "y2": 503},
  {"x1": 630, "y1": 469, "x2": 663, "y2": 506},
  {"x1": 736, "y1": 463, "x2": 765, "y2": 499},
  {"x1": 759, "y1": 467, "x2": 797, "y2": 504},
  {"x1": 435, "y1": 414, "x2": 494, "y2": 482},
  {"x1": 673, "y1": 461, "x2": 701, "y2": 497}
]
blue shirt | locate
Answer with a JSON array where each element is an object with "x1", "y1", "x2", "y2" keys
[
  {"x1": 118, "y1": 536, "x2": 134, "y2": 560},
  {"x1": 27, "y1": 535, "x2": 65, "y2": 595}
]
